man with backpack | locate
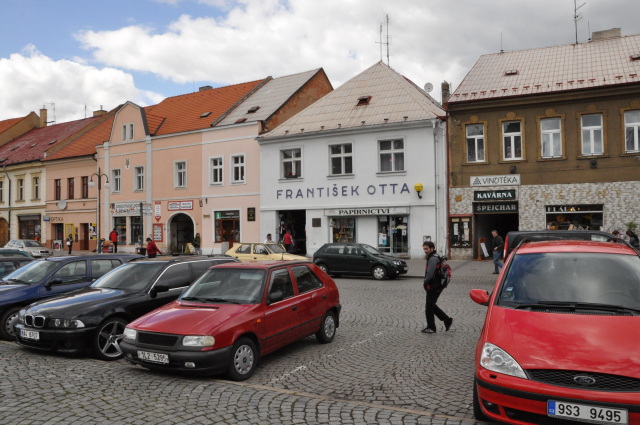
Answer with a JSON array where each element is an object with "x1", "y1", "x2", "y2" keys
[{"x1": 422, "y1": 241, "x2": 453, "y2": 334}]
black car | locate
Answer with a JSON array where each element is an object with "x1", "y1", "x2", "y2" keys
[
  {"x1": 0, "y1": 257, "x2": 34, "y2": 278},
  {"x1": 0, "y1": 253, "x2": 141, "y2": 340},
  {"x1": 313, "y1": 243, "x2": 407, "y2": 280},
  {"x1": 14, "y1": 255, "x2": 238, "y2": 360}
]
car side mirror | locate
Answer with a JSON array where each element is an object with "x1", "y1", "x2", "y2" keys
[
  {"x1": 45, "y1": 278, "x2": 63, "y2": 289},
  {"x1": 470, "y1": 289, "x2": 490, "y2": 306},
  {"x1": 150, "y1": 284, "x2": 170, "y2": 298},
  {"x1": 268, "y1": 290, "x2": 284, "y2": 304}
]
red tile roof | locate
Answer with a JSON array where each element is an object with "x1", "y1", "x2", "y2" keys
[{"x1": 44, "y1": 110, "x2": 118, "y2": 161}]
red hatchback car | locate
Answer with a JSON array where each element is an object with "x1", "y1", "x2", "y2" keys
[
  {"x1": 470, "y1": 240, "x2": 640, "y2": 425},
  {"x1": 120, "y1": 260, "x2": 341, "y2": 381}
]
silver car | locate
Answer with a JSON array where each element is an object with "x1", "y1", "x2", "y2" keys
[{"x1": 4, "y1": 240, "x2": 53, "y2": 258}]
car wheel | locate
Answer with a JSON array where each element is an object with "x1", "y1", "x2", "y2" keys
[
  {"x1": 372, "y1": 265, "x2": 387, "y2": 280},
  {"x1": 227, "y1": 337, "x2": 258, "y2": 381},
  {"x1": 0, "y1": 306, "x2": 21, "y2": 340},
  {"x1": 316, "y1": 311, "x2": 336, "y2": 344},
  {"x1": 316, "y1": 263, "x2": 329, "y2": 274},
  {"x1": 473, "y1": 383, "x2": 489, "y2": 421},
  {"x1": 94, "y1": 317, "x2": 128, "y2": 361}
]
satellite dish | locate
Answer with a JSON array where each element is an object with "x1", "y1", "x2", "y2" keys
[
  {"x1": 57, "y1": 200, "x2": 67, "y2": 210},
  {"x1": 424, "y1": 82, "x2": 434, "y2": 93}
]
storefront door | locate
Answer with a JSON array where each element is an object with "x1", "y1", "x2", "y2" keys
[{"x1": 377, "y1": 215, "x2": 408, "y2": 255}]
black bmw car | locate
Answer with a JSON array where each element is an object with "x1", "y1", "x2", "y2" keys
[
  {"x1": 313, "y1": 243, "x2": 408, "y2": 280},
  {"x1": 14, "y1": 256, "x2": 237, "y2": 360}
]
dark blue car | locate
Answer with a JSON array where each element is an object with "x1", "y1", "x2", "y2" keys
[{"x1": 0, "y1": 254, "x2": 141, "y2": 340}]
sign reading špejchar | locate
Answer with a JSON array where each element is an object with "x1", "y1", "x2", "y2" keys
[
  {"x1": 473, "y1": 202, "x2": 519, "y2": 213},
  {"x1": 474, "y1": 189, "x2": 516, "y2": 201}
]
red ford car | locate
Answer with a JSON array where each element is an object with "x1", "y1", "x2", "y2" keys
[
  {"x1": 120, "y1": 260, "x2": 341, "y2": 381},
  {"x1": 470, "y1": 240, "x2": 640, "y2": 425}
]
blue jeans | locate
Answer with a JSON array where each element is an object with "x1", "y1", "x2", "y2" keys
[{"x1": 493, "y1": 251, "x2": 503, "y2": 273}]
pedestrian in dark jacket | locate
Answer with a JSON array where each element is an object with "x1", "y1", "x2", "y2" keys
[
  {"x1": 491, "y1": 230, "x2": 504, "y2": 274},
  {"x1": 627, "y1": 230, "x2": 640, "y2": 248},
  {"x1": 66, "y1": 234, "x2": 73, "y2": 255},
  {"x1": 422, "y1": 241, "x2": 453, "y2": 334}
]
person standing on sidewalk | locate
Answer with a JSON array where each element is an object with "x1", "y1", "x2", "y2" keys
[
  {"x1": 422, "y1": 241, "x2": 453, "y2": 334},
  {"x1": 109, "y1": 228, "x2": 119, "y2": 253},
  {"x1": 491, "y1": 230, "x2": 504, "y2": 274},
  {"x1": 66, "y1": 234, "x2": 73, "y2": 255}
]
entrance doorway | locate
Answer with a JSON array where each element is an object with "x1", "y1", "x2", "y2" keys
[
  {"x1": 474, "y1": 212, "x2": 519, "y2": 259},
  {"x1": 377, "y1": 215, "x2": 409, "y2": 255},
  {"x1": 168, "y1": 213, "x2": 194, "y2": 254},
  {"x1": 0, "y1": 218, "x2": 7, "y2": 246},
  {"x1": 278, "y1": 210, "x2": 306, "y2": 255}
]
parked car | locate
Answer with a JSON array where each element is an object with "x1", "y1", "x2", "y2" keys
[
  {"x1": 14, "y1": 255, "x2": 237, "y2": 360},
  {"x1": 0, "y1": 248, "x2": 33, "y2": 258},
  {"x1": 0, "y1": 257, "x2": 34, "y2": 278},
  {"x1": 4, "y1": 240, "x2": 53, "y2": 258},
  {"x1": 313, "y1": 243, "x2": 408, "y2": 280},
  {"x1": 0, "y1": 253, "x2": 141, "y2": 340},
  {"x1": 503, "y1": 229, "x2": 615, "y2": 259},
  {"x1": 225, "y1": 242, "x2": 308, "y2": 262},
  {"x1": 120, "y1": 260, "x2": 341, "y2": 380},
  {"x1": 470, "y1": 239, "x2": 640, "y2": 424}
]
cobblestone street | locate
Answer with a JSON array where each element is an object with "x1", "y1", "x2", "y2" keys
[{"x1": 0, "y1": 259, "x2": 497, "y2": 425}]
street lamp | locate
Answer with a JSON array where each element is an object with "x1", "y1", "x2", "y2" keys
[{"x1": 89, "y1": 168, "x2": 110, "y2": 253}]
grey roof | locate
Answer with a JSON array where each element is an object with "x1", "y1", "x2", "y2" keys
[
  {"x1": 216, "y1": 68, "x2": 323, "y2": 126},
  {"x1": 261, "y1": 62, "x2": 445, "y2": 139},
  {"x1": 449, "y1": 33, "x2": 640, "y2": 104}
]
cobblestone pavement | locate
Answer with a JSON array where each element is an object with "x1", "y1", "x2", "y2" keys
[{"x1": 0, "y1": 259, "x2": 498, "y2": 425}]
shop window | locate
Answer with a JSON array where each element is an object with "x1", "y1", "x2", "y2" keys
[
  {"x1": 545, "y1": 204, "x2": 603, "y2": 230},
  {"x1": 330, "y1": 217, "x2": 355, "y2": 243},
  {"x1": 502, "y1": 121, "x2": 522, "y2": 160},
  {"x1": 624, "y1": 110, "x2": 640, "y2": 153},
  {"x1": 377, "y1": 215, "x2": 409, "y2": 254},
  {"x1": 450, "y1": 217, "x2": 472, "y2": 248},
  {"x1": 130, "y1": 216, "x2": 142, "y2": 245},
  {"x1": 113, "y1": 217, "x2": 127, "y2": 244},
  {"x1": 466, "y1": 124, "x2": 485, "y2": 162},
  {"x1": 581, "y1": 114, "x2": 603, "y2": 156},
  {"x1": 540, "y1": 118, "x2": 562, "y2": 158}
]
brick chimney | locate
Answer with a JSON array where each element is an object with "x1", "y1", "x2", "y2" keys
[
  {"x1": 441, "y1": 81, "x2": 451, "y2": 105},
  {"x1": 592, "y1": 28, "x2": 621, "y2": 40},
  {"x1": 39, "y1": 107, "x2": 48, "y2": 128},
  {"x1": 93, "y1": 109, "x2": 107, "y2": 117}
]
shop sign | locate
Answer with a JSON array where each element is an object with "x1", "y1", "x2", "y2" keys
[
  {"x1": 155, "y1": 201, "x2": 161, "y2": 222},
  {"x1": 215, "y1": 210, "x2": 240, "y2": 220},
  {"x1": 470, "y1": 174, "x2": 520, "y2": 187},
  {"x1": 152, "y1": 223, "x2": 163, "y2": 241},
  {"x1": 473, "y1": 202, "x2": 519, "y2": 213},
  {"x1": 325, "y1": 207, "x2": 409, "y2": 216},
  {"x1": 474, "y1": 189, "x2": 516, "y2": 201},
  {"x1": 247, "y1": 207, "x2": 255, "y2": 222},
  {"x1": 167, "y1": 200, "x2": 193, "y2": 211},
  {"x1": 49, "y1": 216, "x2": 64, "y2": 223},
  {"x1": 545, "y1": 204, "x2": 603, "y2": 213},
  {"x1": 43, "y1": 216, "x2": 50, "y2": 222},
  {"x1": 276, "y1": 183, "x2": 411, "y2": 199},
  {"x1": 110, "y1": 203, "x2": 152, "y2": 216}
]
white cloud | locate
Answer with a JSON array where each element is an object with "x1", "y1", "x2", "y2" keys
[{"x1": 0, "y1": 45, "x2": 162, "y2": 122}]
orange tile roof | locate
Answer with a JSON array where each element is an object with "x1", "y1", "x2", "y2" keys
[
  {"x1": 44, "y1": 110, "x2": 118, "y2": 161},
  {"x1": 0, "y1": 116, "x2": 24, "y2": 133},
  {"x1": 145, "y1": 80, "x2": 266, "y2": 136}
]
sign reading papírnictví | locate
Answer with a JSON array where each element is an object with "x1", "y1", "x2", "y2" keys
[
  {"x1": 474, "y1": 189, "x2": 516, "y2": 201},
  {"x1": 473, "y1": 202, "x2": 519, "y2": 213},
  {"x1": 470, "y1": 174, "x2": 520, "y2": 187}
]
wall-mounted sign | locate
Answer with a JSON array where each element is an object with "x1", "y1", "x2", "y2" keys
[
  {"x1": 470, "y1": 174, "x2": 521, "y2": 187},
  {"x1": 167, "y1": 200, "x2": 193, "y2": 211},
  {"x1": 111, "y1": 203, "x2": 152, "y2": 216},
  {"x1": 155, "y1": 201, "x2": 161, "y2": 222},
  {"x1": 152, "y1": 223, "x2": 163, "y2": 241},
  {"x1": 247, "y1": 207, "x2": 255, "y2": 222},
  {"x1": 324, "y1": 207, "x2": 408, "y2": 216},
  {"x1": 473, "y1": 202, "x2": 519, "y2": 213},
  {"x1": 474, "y1": 189, "x2": 516, "y2": 201},
  {"x1": 545, "y1": 204, "x2": 603, "y2": 213},
  {"x1": 215, "y1": 210, "x2": 240, "y2": 219}
]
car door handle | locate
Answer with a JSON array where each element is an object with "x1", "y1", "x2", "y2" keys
[{"x1": 292, "y1": 305, "x2": 298, "y2": 311}]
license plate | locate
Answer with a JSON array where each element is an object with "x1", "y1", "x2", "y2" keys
[
  {"x1": 548, "y1": 400, "x2": 628, "y2": 424},
  {"x1": 137, "y1": 350, "x2": 169, "y2": 364},
  {"x1": 20, "y1": 329, "x2": 39, "y2": 340}
]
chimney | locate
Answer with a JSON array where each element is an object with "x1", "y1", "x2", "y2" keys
[
  {"x1": 199, "y1": 85, "x2": 213, "y2": 91},
  {"x1": 441, "y1": 81, "x2": 451, "y2": 104},
  {"x1": 39, "y1": 107, "x2": 48, "y2": 128},
  {"x1": 93, "y1": 109, "x2": 107, "y2": 117},
  {"x1": 592, "y1": 28, "x2": 621, "y2": 41}
]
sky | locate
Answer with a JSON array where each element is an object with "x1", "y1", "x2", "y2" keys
[{"x1": 1, "y1": 0, "x2": 639, "y2": 123}]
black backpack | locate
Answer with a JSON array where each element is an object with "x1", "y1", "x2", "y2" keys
[{"x1": 436, "y1": 255, "x2": 452, "y2": 288}]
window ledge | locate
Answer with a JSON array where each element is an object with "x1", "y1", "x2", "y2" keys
[
  {"x1": 278, "y1": 178, "x2": 303, "y2": 182},
  {"x1": 327, "y1": 174, "x2": 355, "y2": 179},
  {"x1": 577, "y1": 154, "x2": 609, "y2": 160},
  {"x1": 375, "y1": 171, "x2": 407, "y2": 177}
]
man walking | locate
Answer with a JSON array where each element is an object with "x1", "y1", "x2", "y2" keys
[
  {"x1": 109, "y1": 228, "x2": 119, "y2": 253},
  {"x1": 491, "y1": 229, "x2": 504, "y2": 274},
  {"x1": 422, "y1": 241, "x2": 453, "y2": 334}
]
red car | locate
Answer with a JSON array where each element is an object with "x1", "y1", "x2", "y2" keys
[
  {"x1": 470, "y1": 240, "x2": 640, "y2": 425},
  {"x1": 120, "y1": 260, "x2": 341, "y2": 381}
]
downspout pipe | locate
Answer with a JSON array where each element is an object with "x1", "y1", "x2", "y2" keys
[{"x1": 431, "y1": 118, "x2": 442, "y2": 254}]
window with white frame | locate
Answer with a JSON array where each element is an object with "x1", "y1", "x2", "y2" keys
[
  {"x1": 378, "y1": 139, "x2": 404, "y2": 172},
  {"x1": 231, "y1": 155, "x2": 245, "y2": 184},
  {"x1": 466, "y1": 124, "x2": 485, "y2": 162},
  {"x1": 32, "y1": 176, "x2": 40, "y2": 200},
  {"x1": 17, "y1": 178, "x2": 24, "y2": 201},
  {"x1": 121, "y1": 123, "x2": 134, "y2": 141},
  {"x1": 210, "y1": 157, "x2": 223, "y2": 185},
  {"x1": 175, "y1": 161, "x2": 187, "y2": 188},
  {"x1": 541, "y1": 118, "x2": 562, "y2": 158},
  {"x1": 624, "y1": 110, "x2": 640, "y2": 152},
  {"x1": 134, "y1": 166, "x2": 144, "y2": 191},
  {"x1": 281, "y1": 148, "x2": 301, "y2": 178},
  {"x1": 581, "y1": 114, "x2": 603, "y2": 155},
  {"x1": 112, "y1": 169, "x2": 121, "y2": 193},
  {"x1": 329, "y1": 143, "x2": 353, "y2": 175},
  {"x1": 502, "y1": 121, "x2": 522, "y2": 160}
]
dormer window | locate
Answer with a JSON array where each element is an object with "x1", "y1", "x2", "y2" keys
[
  {"x1": 247, "y1": 106, "x2": 260, "y2": 113},
  {"x1": 357, "y1": 96, "x2": 371, "y2": 106},
  {"x1": 504, "y1": 69, "x2": 518, "y2": 76}
]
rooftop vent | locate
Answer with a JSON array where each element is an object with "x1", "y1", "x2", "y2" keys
[
  {"x1": 247, "y1": 106, "x2": 260, "y2": 113},
  {"x1": 200, "y1": 112, "x2": 211, "y2": 118},
  {"x1": 357, "y1": 96, "x2": 371, "y2": 106},
  {"x1": 48, "y1": 139, "x2": 57, "y2": 145},
  {"x1": 199, "y1": 85, "x2": 213, "y2": 91},
  {"x1": 235, "y1": 118, "x2": 247, "y2": 124},
  {"x1": 504, "y1": 69, "x2": 518, "y2": 76}
]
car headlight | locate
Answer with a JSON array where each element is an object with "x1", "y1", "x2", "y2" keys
[
  {"x1": 18, "y1": 309, "x2": 27, "y2": 324},
  {"x1": 480, "y1": 343, "x2": 527, "y2": 379},
  {"x1": 393, "y1": 260, "x2": 402, "y2": 265},
  {"x1": 182, "y1": 335, "x2": 215, "y2": 347},
  {"x1": 51, "y1": 318, "x2": 85, "y2": 329},
  {"x1": 123, "y1": 327, "x2": 137, "y2": 341}
]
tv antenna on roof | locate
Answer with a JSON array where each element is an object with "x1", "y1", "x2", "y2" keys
[
  {"x1": 375, "y1": 14, "x2": 390, "y2": 66},
  {"x1": 574, "y1": 0, "x2": 586, "y2": 43}
]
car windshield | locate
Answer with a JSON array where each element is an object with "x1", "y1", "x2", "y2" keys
[
  {"x1": 24, "y1": 241, "x2": 44, "y2": 248},
  {"x1": 361, "y1": 244, "x2": 381, "y2": 255},
  {"x1": 92, "y1": 262, "x2": 165, "y2": 291},
  {"x1": 0, "y1": 260, "x2": 59, "y2": 285},
  {"x1": 497, "y1": 252, "x2": 640, "y2": 310},
  {"x1": 181, "y1": 268, "x2": 266, "y2": 304},
  {"x1": 266, "y1": 244, "x2": 286, "y2": 254}
]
